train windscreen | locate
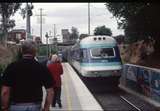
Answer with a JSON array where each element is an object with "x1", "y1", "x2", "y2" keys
[{"x1": 91, "y1": 48, "x2": 115, "y2": 58}]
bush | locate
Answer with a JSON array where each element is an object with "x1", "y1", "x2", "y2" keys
[
  {"x1": 0, "y1": 64, "x2": 5, "y2": 111},
  {"x1": 0, "y1": 64, "x2": 6, "y2": 75},
  {"x1": 38, "y1": 46, "x2": 47, "y2": 56}
]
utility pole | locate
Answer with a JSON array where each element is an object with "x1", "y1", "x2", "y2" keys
[
  {"x1": 40, "y1": 8, "x2": 42, "y2": 40},
  {"x1": 53, "y1": 24, "x2": 57, "y2": 53},
  {"x1": 26, "y1": 3, "x2": 33, "y2": 40},
  {"x1": 88, "y1": 3, "x2": 90, "y2": 35},
  {"x1": 35, "y1": 8, "x2": 46, "y2": 41},
  {"x1": 45, "y1": 32, "x2": 49, "y2": 57},
  {"x1": 49, "y1": 30, "x2": 52, "y2": 55},
  {"x1": 26, "y1": 3, "x2": 31, "y2": 40},
  {"x1": 54, "y1": 24, "x2": 56, "y2": 38}
]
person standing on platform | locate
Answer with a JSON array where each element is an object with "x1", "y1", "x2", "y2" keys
[
  {"x1": 47, "y1": 54, "x2": 63, "y2": 108},
  {"x1": 1, "y1": 40, "x2": 54, "y2": 111}
]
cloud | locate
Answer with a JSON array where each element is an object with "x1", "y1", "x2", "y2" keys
[{"x1": 12, "y1": 3, "x2": 124, "y2": 43}]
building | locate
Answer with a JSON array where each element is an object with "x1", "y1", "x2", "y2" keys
[
  {"x1": 8, "y1": 29, "x2": 26, "y2": 43},
  {"x1": 61, "y1": 29, "x2": 70, "y2": 43},
  {"x1": 49, "y1": 35, "x2": 63, "y2": 44}
]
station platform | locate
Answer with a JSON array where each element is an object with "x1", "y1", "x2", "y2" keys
[{"x1": 42, "y1": 63, "x2": 103, "y2": 110}]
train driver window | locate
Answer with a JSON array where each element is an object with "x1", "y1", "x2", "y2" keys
[
  {"x1": 91, "y1": 48, "x2": 115, "y2": 58},
  {"x1": 101, "y1": 48, "x2": 114, "y2": 57}
]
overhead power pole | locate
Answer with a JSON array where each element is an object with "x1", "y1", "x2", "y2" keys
[
  {"x1": 54, "y1": 24, "x2": 56, "y2": 39},
  {"x1": 26, "y1": 3, "x2": 31, "y2": 40},
  {"x1": 40, "y1": 8, "x2": 42, "y2": 40},
  {"x1": 53, "y1": 24, "x2": 57, "y2": 52},
  {"x1": 88, "y1": 3, "x2": 90, "y2": 35},
  {"x1": 26, "y1": 3, "x2": 33, "y2": 40},
  {"x1": 35, "y1": 8, "x2": 46, "y2": 40}
]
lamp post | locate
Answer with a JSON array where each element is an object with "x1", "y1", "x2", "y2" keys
[{"x1": 53, "y1": 37, "x2": 58, "y2": 54}]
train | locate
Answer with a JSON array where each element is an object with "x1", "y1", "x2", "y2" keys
[{"x1": 62, "y1": 35, "x2": 122, "y2": 86}]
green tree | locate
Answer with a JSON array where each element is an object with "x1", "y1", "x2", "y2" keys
[
  {"x1": 114, "y1": 34, "x2": 125, "y2": 44},
  {"x1": 79, "y1": 34, "x2": 88, "y2": 40},
  {"x1": 20, "y1": 3, "x2": 34, "y2": 19},
  {"x1": 70, "y1": 26, "x2": 79, "y2": 42},
  {"x1": 94, "y1": 25, "x2": 112, "y2": 36},
  {"x1": 0, "y1": 3, "x2": 22, "y2": 44},
  {"x1": 106, "y1": 3, "x2": 160, "y2": 53}
]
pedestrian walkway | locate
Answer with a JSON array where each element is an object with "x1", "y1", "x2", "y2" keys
[{"x1": 42, "y1": 63, "x2": 103, "y2": 110}]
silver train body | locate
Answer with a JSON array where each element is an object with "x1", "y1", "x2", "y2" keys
[{"x1": 66, "y1": 36, "x2": 122, "y2": 79}]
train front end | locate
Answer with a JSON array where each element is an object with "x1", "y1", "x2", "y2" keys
[{"x1": 79, "y1": 36, "x2": 122, "y2": 78}]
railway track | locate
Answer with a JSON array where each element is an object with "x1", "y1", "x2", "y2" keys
[
  {"x1": 70, "y1": 65, "x2": 157, "y2": 111},
  {"x1": 83, "y1": 78, "x2": 156, "y2": 111},
  {"x1": 120, "y1": 95, "x2": 141, "y2": 111},
  {"x1": 87, "y1": 80, "x2": 157, "y2": 111}
]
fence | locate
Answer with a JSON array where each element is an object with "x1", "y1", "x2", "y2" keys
[{"x1": 121, "y1": 64, "x2": 160, "y2": 104}]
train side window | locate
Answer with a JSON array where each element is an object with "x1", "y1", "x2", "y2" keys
[
  {"x1": 72, "y1": 49, "x2": 79, "y2": 61},
  {"x1": 80, "y1": 49, "x2": 87, "y2": 59},
  {"x1": 75, "y1": 49, "x2": 80, "y2": 61},
  {"x1": 80, "y1": 50, "x2": 83, "y2": 59},
  {"x1": 83, "y1": 49, "x2": 88, "y2": 59}
]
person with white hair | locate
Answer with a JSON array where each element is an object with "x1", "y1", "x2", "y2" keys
[
  {"x1": 47, "y1": 54, "x2": 63, "y2": 108},
  {"x1": 1, "y1": 40, "x2": 54, "y2": 111}
]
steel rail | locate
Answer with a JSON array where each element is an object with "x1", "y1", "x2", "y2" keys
[{"x1": 120, "y1": 95, "x2": 141, "y2": 111}]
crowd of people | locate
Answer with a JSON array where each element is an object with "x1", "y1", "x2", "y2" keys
[{"x1": 1, "y1": 40, "x2": 63, "y2": 111}]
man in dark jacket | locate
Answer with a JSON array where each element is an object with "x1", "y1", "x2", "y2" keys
[{"x1": 1, "y1": 40, "x2": 54, "y2": 111}]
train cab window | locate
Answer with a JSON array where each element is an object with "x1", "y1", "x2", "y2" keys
[{"x1": 91, "y1": 48, "x2": 115, "y2": 58}]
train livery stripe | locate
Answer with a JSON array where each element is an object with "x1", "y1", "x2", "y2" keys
[
  {"x1": 80, "y1": 43, "x2": 116, "y2": 48},
  {"x1": 81, "y1": 66, "x2": 122, "y2": 71},
  {"x1": 80, "y1": 62, "x2": 121, "y2": 67}
]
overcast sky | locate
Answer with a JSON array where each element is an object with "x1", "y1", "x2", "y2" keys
[{"x1": 12, "y1": 3, "x2": 124, "y2": 43}]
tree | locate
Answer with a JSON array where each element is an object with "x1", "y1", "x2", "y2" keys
[
  {"x1": 94, "y1": 25, "x2": 112, "y2": 36},
  {"x1": 106, "y1": 3, "x2": 160, "y2": 53},
  {"x1": 0, "y1": 3, "x2": 22, "y2": 44},
  {"x1": 114, "y1": 34, "x2": 125, "y2": 44},
  {"x1": 20, "y1": 3, "x2": 33, "y2": 19},
  {"x1": 70, "y1": 26, "x2": 79, "y2": 42},
  {"x1": 20, "y1": 3, "x2": 34, "y2": 39},
  {"x1": 79, "y1": 34, "x2": 88, "y2": 40}
]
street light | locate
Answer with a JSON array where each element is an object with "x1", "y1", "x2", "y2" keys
[{"x1": 53, "y1": 36, "x2": 58, "y2": 54}]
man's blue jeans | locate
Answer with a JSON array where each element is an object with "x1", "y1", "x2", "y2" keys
[{"x1": 9, "y1": 103, "x2": 41, "y2": 111}]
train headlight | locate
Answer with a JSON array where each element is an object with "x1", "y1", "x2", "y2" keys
[
  {"x1": 98, "y1": 37, "x2": 101, "y2": 40},
  {"x1": 94, "y1": 38, "x2": 97, "y2": 40}
]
